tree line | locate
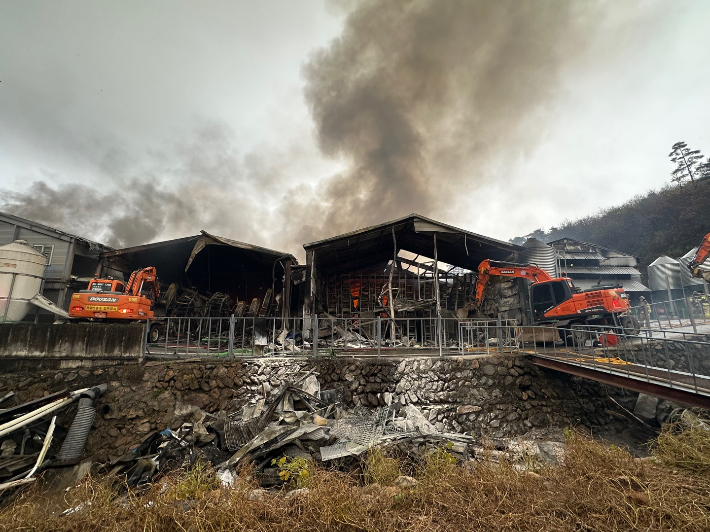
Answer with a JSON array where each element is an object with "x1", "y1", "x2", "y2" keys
[{"x1": 510, "y1": 141, "x2": 710, "y2": 272}]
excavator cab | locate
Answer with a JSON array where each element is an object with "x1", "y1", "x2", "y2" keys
[{"x1": 531, "y1": 280, "x2": 574, "y2": 321}]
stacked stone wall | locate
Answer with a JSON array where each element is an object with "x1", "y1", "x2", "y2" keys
[{"x1": 0, "y1": 355, "x2": 637, "y2": 463}]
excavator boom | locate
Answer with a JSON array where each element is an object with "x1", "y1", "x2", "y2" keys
[
  {"x1": 474, "y1": 259, "x2": 554, "y2": 305},
  {"x1": 689, "y1": 232, "x2": 710, "y2": 277},
  {"x1": 125, "y1": 267, "x2": 160, "y2": 300}
]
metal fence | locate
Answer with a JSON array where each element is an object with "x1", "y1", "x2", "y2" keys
[
  {"x1": 520, "y1": 322, "x2": 710, "y2": 396},
  {"x1": 142, "y1": 313, "x2": 710, "y2": 402},
  {"x1": 143, "y1": 315, "x2": 527, "y2": 358},
  {"x1": 629, "y1": 295, "x2": 710, "y2": 334},
  {"x1": 143, "y1": 313, "x2": 710, "y2": 368}
]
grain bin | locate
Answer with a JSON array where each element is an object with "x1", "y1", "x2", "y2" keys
[
  {"x1": 0, "y1": 240, "x2": 47, "y2": 322},
  {"x1": 520, "y1": 238, "x2": 558, "y2": 278},
  {"x1": 648, "y1": 255, "x2": 683, "y2": 291}
]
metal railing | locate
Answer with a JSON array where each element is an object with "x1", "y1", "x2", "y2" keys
[
  {"x1": 144, "y1": 315, "x2": 525, "y2": 358},
  {"x1": 142, "y1": 314, "x2": 710, "y2": 402},
  {"x1": 630, "y1": 295, "x2": 710, "y2": 334},
  {"x1": 143, "y1": 315, "x2": 710, "y2": 384},
  {"x1": 521, "y1": 322, "x2": 710, "y2": 396}
]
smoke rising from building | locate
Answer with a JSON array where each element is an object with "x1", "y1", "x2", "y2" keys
[{"x1": 2, "y1": 0, "x2": 602, "y2": 254}]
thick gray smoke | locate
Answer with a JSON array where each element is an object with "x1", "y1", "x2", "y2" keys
[
  {"x1": 2, "y1": 0, "x2": 599, "y2": 253},
  {"x1": 299, "y1": 0, "x2": 597, "y2": 236}
]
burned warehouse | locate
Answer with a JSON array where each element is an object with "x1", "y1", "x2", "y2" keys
[
  {"x1": 302, "y1": 214, "x2": 526, "y2": 350},
  {"x1": 97, "y1": 231, "x2": 299, "y2": 321}
]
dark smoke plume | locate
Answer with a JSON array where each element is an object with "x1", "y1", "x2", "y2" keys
[
  {"x1": 300, "y1": 0, "x2": 597, "y2": 236},
  {"x1": 2, "y1": 0, "x2": 600, "y2": 254}
]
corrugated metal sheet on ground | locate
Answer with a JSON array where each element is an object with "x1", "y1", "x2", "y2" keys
[
  {"x1": 572, "y1": 279, "x2": 650, "y2": 292},
  {"x1": 563, "y1": 266, "x2": 641, "y2": 275}
]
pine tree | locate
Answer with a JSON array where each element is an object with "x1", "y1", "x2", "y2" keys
[{"x1": 669, "y1": 141, "x2": 704, "y2": 186}]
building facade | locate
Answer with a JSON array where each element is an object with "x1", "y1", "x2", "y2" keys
[
  {"x1": 549, "y1": 237, "x2": 650, "y2": 304},
  {"x1": 0, "y1": 212, "x2": 112, "y2": 321}
]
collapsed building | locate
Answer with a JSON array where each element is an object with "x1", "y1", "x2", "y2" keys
[
  {"x1": 302, "y1": 214, "x2": 524, "y2": 348},
  {"x1": 97, "y1": 231, "x2": 299, "y2": 320}
]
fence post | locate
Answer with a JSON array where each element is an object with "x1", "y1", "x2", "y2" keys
[
  {"x1": 438, "y1": 314, "x2": 443, "y2": 358},
  {"x1": 496, "y1": 314, "x2": 503, "y2": 353},
  {"x1": 139, "y1": 318, "x2": 149, "y2": 365},
  {"x1": 377, "y1": 315, "x2": 382, "y2": 358},
  {"x1": 686, "y1": 295, "x2": 698, "y2": 334},
  {"x1": 312, "y1": 314, "x2": 318, "y2": 357},
  {"x1": 228, "y1": 314, "x2": 234, "y2": 357}
]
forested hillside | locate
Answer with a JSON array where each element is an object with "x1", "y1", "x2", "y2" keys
[{"x1": 511, "y1": 177, "x2": 710, "y2": 270}]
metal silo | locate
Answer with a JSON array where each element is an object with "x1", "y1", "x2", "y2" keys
[
  {"x1": 520, "y1": 238, "x2": 558, "y2": 278},
  {"x1": 0, "y1": 240, "x2": 47, "y2": 322},
  {"x1": 648, "y1": 256, "x2": 683, "y2": 291}
]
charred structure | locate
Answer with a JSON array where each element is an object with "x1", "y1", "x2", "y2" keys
[
  {"x1": 98, "y1": 231, "x2": 298, "y2": 320},
  {"x1": 303, "y1": 214, "x2": 524, "y2": 347}
]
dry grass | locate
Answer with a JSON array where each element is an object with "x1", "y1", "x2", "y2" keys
[
  {"x1": 653, "y1": 412, "x2": 710, "y2": 474},
  {"x1": 2, "y1": 430, "x2": 710, "y2": 532}
]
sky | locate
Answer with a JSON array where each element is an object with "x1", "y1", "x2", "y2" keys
[{"x1": 1, "y1": 0, "x2": 709, "y2": 261}]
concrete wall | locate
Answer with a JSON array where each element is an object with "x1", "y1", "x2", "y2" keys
[{"x1": 0, "y1": 323, "x2": 144, "y2": 370}]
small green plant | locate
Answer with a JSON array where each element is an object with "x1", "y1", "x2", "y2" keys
[
  {"x1": 171, "y1": 458, "x2": 219, "y2": 500},
  {"x1": 271, "y1": 456, "x2": 313, "y2": 488},
  {"x1": 420, "y1": 442, "x2": 457, "y2": 479},
  {"x1": 364, "y1": 448, "x2": 400, "y2": 485}
]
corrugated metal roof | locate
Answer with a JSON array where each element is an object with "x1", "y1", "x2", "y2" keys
[
  {"x1": 556, "y1": 251, "x2": 605, "y2": 260},
  {"x1": 573, "y1": 279, "x2": 651, "y2": 292},
  {"x1": 301, "y1": 213, "x2": 520, "y2": 273},
  {"x1": 563, "y1": 266, "x2": 641, "y2": 275},
  {"x1": 303, "y1": 213, "x2": 520, "y2": 251},
  {"x1": 548, "y1": 237, "x2": 634, "y2": 258},
  {"x1": 0, "y1": 211, "x2": 112, "y2": 251}
]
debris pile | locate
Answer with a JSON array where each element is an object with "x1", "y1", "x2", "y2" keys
[
  {"x1": 0, "y1": 385, "x2": 106, "y2": 496},
  {"x1": 104, "y1": 371, "x2": 484, "y2": 489}
]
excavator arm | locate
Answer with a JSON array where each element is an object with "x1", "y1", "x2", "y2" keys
[
  {"x1": 689, "y1": 233, "x2": 710, "y2": 277},
  {"x1": 474, "y1": 259, "x2": 555, "y2": 305},
  {"x1": 124, "y1": 267, "x2": 160, "y2": 300}
]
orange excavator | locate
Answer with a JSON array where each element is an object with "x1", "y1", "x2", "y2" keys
[
  {"x1": 69, "y1": 267, "x2": 159, "y2": 322},
  {"x1": 474, "y1": 259, "x2": 638, "y2": 334},
  {"x1": 688, "y1": 232, "x2": 710, "y2": 281}
]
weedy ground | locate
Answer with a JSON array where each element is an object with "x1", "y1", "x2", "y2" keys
[{"x1": 2, "y1": 428, "x2": 709, "y2": 532}]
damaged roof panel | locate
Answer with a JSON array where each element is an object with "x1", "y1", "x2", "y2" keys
[
  {"x1": 99, "y1": 232, "x2": 296, "y2": 295},
  {"x1": 304, "y1": 213, "x2": 520, "y2": 272}
]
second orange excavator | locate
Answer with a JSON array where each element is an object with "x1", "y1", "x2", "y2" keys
[
  {"x1": 688, "y1": 232, "x2": 710, "y2": 282},
  {"x1": 474, "y1": 259, "x2": 639, "y2": 335}
]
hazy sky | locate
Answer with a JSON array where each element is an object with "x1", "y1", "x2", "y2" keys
[{"x1": 1, "y1": 0, "x2": 709, "y2": 259}]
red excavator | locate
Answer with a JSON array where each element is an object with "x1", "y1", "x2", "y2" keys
[
  {"x1": 474, "y1": 259, "x2": 638, "y2": 335},
  {"x1": 69, "y1": 267, "x2": 159, "y2": 322},
  {"x1": 688, "y1": 232, "x2": 710, "y2": 281}
]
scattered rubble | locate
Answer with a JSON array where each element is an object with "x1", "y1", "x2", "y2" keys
[{"x1": 0, "y1": 385, "x2": 106, "y2": 497}]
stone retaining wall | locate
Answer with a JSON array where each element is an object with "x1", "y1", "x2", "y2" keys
[{"x1": 0, "y1": 355, "x2": 637, "y2": 463}]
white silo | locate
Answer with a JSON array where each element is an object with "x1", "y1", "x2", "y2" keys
[{"x1": 0, "y1": 240, "x2": 47, "y2": 322}]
